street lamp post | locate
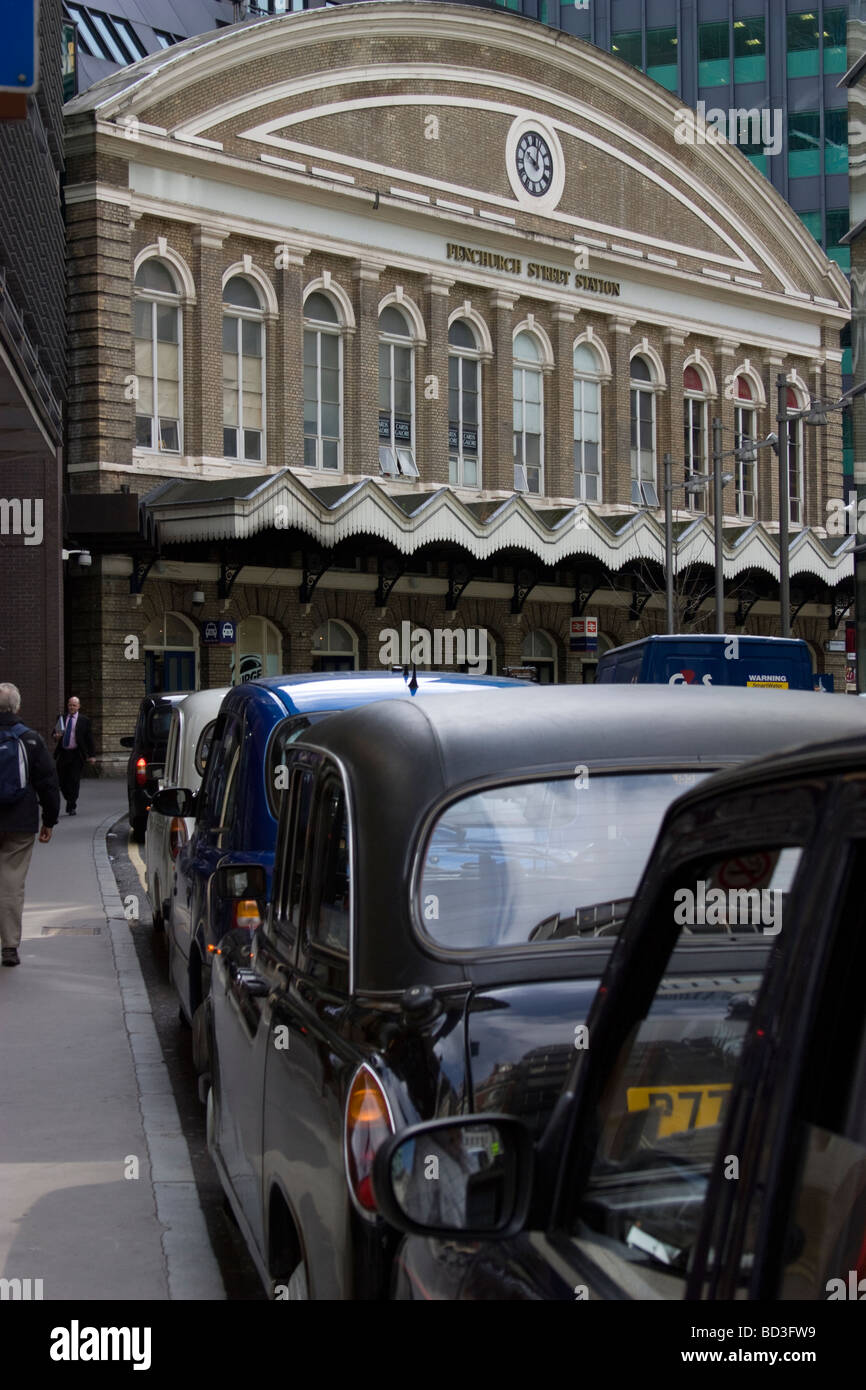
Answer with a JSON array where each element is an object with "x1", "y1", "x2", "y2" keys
[
  {"x1": 664, "y1": 452, "x2": 675, "y2": 633},
  {"x1": 712, "y1": 417, "x2": 725, "y2": 631},
  {"x1": 776, "y1": 373, "x2": 791, "y2": 639}
]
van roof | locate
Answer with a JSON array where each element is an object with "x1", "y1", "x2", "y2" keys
[{"x1": 601, "y1": 634, "x2": 809, "y2": 655}]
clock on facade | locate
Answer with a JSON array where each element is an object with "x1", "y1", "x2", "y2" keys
[{"x1": 515, "y1": 130, "x2": 554, "y2": 197}]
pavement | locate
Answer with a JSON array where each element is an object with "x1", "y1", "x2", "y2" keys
[{"x1": 0, "y1": 778, "x2": 225, "y2": 1301}]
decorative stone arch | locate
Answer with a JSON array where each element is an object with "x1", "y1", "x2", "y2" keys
[
  {"x1": 377, "y1": 288, "x2": 426, "y2": 343},
  {"x1": 304, "y1": 274, "x2": 356, "y2": 332},
  {"x1": 732, "y1": 359, "x2": 767, "y2": 407},
  {"x1": 513, "y1": 316, "x2": 555, "y2": 372},
  {"x1": 448, "y1": 302, "x2": 493, "y2": 360},
  {"x1": 682, "y1": 348, "x2": 718, "y2": 397},
  {"x1": 573, "y1": 326, "x2": 612, "y2": 380},
  {"x1": 133, "y1": 241, "x2": 196, "y2": 303},
  {"x1": 630, "y1": 338, "x2": 666, "y2": 389},
  {"x1": 222, "y1": 260, "x2": 279, "y2": 318},
  {"x1": 786, "y1": 368, "x2": 810, "y2": 407}
]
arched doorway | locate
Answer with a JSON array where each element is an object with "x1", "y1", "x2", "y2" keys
[
  {"x1": 521, "y1": 629, "x2": 558, "y2": 684},
  {"x1": 232, "y1": 616, "x2": 282, "y2": 683},
  {"x1": 143, "y1": 612, "x2": 198, "y2": 693},
  {"x1": 311, "y1": 619, "x2": 358, "y2": 672}
]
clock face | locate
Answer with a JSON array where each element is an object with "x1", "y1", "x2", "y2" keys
[{"x1": 515, "y1": 130, "x2": 554, "y2": 197}]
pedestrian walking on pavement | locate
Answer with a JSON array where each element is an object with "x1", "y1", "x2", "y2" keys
[
  {"x1": 0, "y1": 682, "x2": 60, "y2": 967},
  {"x1": 53, "y1": 695, "x2": 96, "y2": 815}
]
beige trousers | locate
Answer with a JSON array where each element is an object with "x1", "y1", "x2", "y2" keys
[{"x1": 0, "y1": 833, "x2": 36, "y2": 949}]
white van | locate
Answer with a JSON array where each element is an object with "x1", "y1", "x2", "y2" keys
[{"x1": 145, "y1": 687, "x2": 230, "y2": 931}]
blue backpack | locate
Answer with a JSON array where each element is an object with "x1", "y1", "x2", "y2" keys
[{"x1": 0, "y1": 723, "x2": 30, "y2": 805}]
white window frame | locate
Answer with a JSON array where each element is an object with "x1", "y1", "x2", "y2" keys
[
  {"x1": 513, "y1": 346, "x2": 544, "y2": 495},
  {"x1": 378, "y1": 314, "x2": 417, "y2": 478},
  {"x1": 630, "y1": 360, "x2": 659, "y2": 507},
  {"x1": 303, "y1": 301, "x2": 343, "y2": 473},
  {"x1": 223, "y1": 283, "x2": 266, "y2": 465},
  {"x1": 734, "y1": 400, "x2": 758, "y2": 518},
  {"x1": 133, "y1": 262, "x2": 183, "y2": 455},
  {"x1": 448, "y1": 331, "x2": 482, "y2": 489},
  {"x1": 683, "y1": 378, "x2": 709, "y2": 513},
  {"x1": 573, "y1": 350, "x2": 603, "y2": 503},
  {"x1": 787, "y1": 407, "x2": 805, "y2": 527}
]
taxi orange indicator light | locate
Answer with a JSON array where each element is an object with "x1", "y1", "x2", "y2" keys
[{"x1": 344, "y1": 1065, "x2": 395, "y2": 1215}]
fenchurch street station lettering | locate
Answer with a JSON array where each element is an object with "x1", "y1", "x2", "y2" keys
[{"x1": 445, "y1": 243, "x2": 620, "y2": 296}]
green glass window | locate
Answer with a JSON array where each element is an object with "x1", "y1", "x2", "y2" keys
[
  {"x1": 825, "y1": 108, "x2": 848, "y2": 174},
  {"x1": 494, "y1": 0, "x2": 521, "y2": 10},
  {"x1": 823, "y1": 8, "x2": 847, "y2": 75},
  {"x1": 699, "y1": 21, "x2": 730, "y2": 86},
  {"x1": 611, "y1": 30, "x2": 642, "y2": 68},
  {"x1": 798, "y1": 210, "x2": 823, "y2": 241},
  {"x1": 827, "y1": 209, "x2": 851, "y2": 271},
  {"x1": 539, "y1": 0, "x2": 548, "y2": 23},
  {"x1": 646, "y1": 27, "x2": 678, "y2": 91},
  {"x1": 788, "y1": 111, "x2": 820, "y2": 177},
  {"x1": 787, "y1": 12, "x2": 820, "y2": 77},
  {"x1": 843, "y1": 412, "x2": 854, "y2": 480},
  {"x1": 733, "y1": 16, "x2": 765, "y2": 83}
]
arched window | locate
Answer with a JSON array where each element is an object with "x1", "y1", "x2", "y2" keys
[
  {"x1": 734, "y1": 375, "x2": 758, "y2": 518},
  {"x1": 513, "y1": 331, "x2": 544, "y2": 493},
  {"x1": 630, "y1": 355, "x2": 659, "y2": 506},
  {"x1": 303, "y1": 291, "x2": 342, "y2": 471},
  {"x1": 683, "y1": 364, "x2": 710, "y2": 513},
  {"x1": 448, "y1": 319, "x2": 481, "y2": 488},
  {"x1": 378, "y1": 306, "x2": 418, "y2": 478},
  {"x1": 311, "y1": 619, "x2": 358, "y2": 672},
  {"x1": 223, "y1": 276, "x2": 265, "y2": 462},
  {"x1": 786, "y1": 385, "x2": 805, "y2": 525},
  {"x1": 231, "y1": 617, "x2": 282, "y2": 684},
  {"x1": 142, "y1": 611, "x2": 197, "y2": 693},
  {"x1": 134, "y1": 259, "x2": 181, "y2": 453},
  {"x1": 573, "y1": 341, "x2": 603, "y2": 501},
  {"x1": 521, "y1": 629, "x2": 557, "y2": 684}
]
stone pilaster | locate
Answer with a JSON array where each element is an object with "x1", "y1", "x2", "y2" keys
[
  {"x1": 549, "y1": 305, "x2": 575, "y2": 499},
  {"x1": 348, "y1": 260, "x2": 384, "y2": 476},
  {"x1": 489, "y1": 293, "x2": 516, "y2": 491},
  {"x1": 421, "y1": 275, "x2": 453, "y2": 486},
  {"x1": 190, "y1": 226, "x2": 229, "y2": 460},
  {"x1": 611, "y1": 318, "x2": 636, "y2": 504},
  {"x1": 275, "y1": 242, "x2": 309, "y2": 471}
]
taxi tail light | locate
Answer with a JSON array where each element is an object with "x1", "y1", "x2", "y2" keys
[
  {"x1": 345, "y1": 1067, "x2": 395, "y2": 1214},
  {"x1": 169, "y1": 816, "x2": 187, "y2": 859},
  {"x1": 232, "y1": 898, "x2": 262, "y2": 931},
  {"x1": 135, "y1": 757, "x2": 148, "y2": 787}
]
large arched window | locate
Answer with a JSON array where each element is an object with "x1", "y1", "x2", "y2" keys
[
  {"x1": 734, "y1": 375, "x2": 758, "y2": 518},
  {"x1": 378, "y1": 306, "x2": 418, "y2": 477},
  {"x1": 231, "y1": 617, "x2": 282, "y2": 684},
  {"x1": 630, "y1": 354, "x2": 659, "y2": 506},
  {"x1": 513, "y1": 331, "x2": 544, "y2": 493},
  {"x1": 683, "y1": 364, "x2": 710, "y2": 513},
  {"x1": 311, "y1": 619, "x2": 358, "y2": 672},
  {"x1": 134, "y1": 258, "x2": 181, "y2": 453},
  {"x1": 786, "y1": 384, "x2": 806, "y2": 525},
  {"x1": 222, "y1": 275, "x2": 265, "y2": 462},
  {"x1": 142, "y1": 612, "x2": 197, "y2": 694},
  {"x1": 521, "y1": 629, "x2": 558, "y2": 684},
  {"x1": 573, "y1": 341, "x2": 603, "y2": 501},
  {"x1": 303, "y1": 291, "x2": 342, "y2": 471},
  {"x1": 448, "y1": 319, "x2": 481, "y2": 488}
]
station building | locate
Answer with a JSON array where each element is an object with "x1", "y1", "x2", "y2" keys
[{"x1": 62, "y1": 3, "x2": 854, "y2": 763}]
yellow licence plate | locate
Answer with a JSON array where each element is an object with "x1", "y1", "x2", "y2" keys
[{"x1": 626, "y1": 1084, "x2": 731, "y2": 1137}]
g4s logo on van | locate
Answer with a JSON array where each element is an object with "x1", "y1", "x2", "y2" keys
[{"x1": 668, "y1": 669, "x2": 713, "y2": 686}]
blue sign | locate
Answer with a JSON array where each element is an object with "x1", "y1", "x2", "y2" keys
[
  {"x1": 2, "y1": 1, "x2": 38, "y2": 94},
  {"x1": 201, "y1": 619, "x2": 236, "y2": 645}
]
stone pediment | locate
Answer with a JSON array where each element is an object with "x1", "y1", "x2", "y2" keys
[{"x1": 68, "y1": 4, "x2": 847, "y2": 304}]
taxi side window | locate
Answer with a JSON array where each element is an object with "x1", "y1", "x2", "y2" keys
[
  {"x1": 307, "y1": 776, "x2": 350, "y2": 957},
  {"x1": 272, "y1": 766, "x2": 313, "y2": 952},
  {"x1": 202, "y1": 715, "x2": 242, "y2": 833}
]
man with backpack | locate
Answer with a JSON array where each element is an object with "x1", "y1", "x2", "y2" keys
[{"x1": 0, "y1": 682, "x2": 60, "y2": 967}]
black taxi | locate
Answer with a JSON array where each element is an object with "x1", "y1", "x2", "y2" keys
[{"x1": 204, "y1": 685, "x2": 866, "y2": 1299}]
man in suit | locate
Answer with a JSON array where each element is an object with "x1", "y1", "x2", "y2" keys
[{"x1": 53, "y1": 696, "x2": 96, "y2": 816}]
